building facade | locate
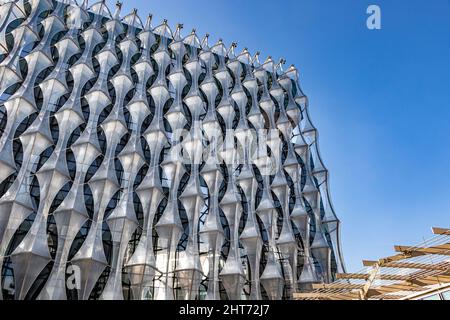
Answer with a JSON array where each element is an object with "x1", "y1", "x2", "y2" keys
[{"x1": 0, "y1": 0, "x2": 344, "y2": 300}]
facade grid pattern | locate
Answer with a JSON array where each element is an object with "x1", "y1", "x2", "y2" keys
[{"x1": 0, "y1": 0, "x2": 344, "y2": 300}]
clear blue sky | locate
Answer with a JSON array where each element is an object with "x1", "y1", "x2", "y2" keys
[{"x1": 109, "y1": 0, "x2": 450, "y2": 272}]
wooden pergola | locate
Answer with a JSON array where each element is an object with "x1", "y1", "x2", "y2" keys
[{"x1": 294, "y1": 227, "x2": 450, "y2": 300}]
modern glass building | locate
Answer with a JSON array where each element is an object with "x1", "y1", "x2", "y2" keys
[{"x1": 0, "y1": 0, "x2": 344, "y2": 300}]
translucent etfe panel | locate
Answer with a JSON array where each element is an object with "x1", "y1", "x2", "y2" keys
[
  {"x1": 441, "y1": 290, "x2": 450, "y2": 300},
  {"x1": 421, "y1": 294, "x2": 441, "y2": 300}
]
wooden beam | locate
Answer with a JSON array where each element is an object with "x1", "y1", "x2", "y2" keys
[
  {"x1": 367, "y1": 272, "x2": 450, "y2": 296},
  {"x1": 408, "y1": 279, "x2": 432, "y2": 286},
  {"x1": 312, "y1": 283, "x2": 364, "y2": 290},
  {"x1": 293, "y1": 292, "x2": 335, "y2": 300},
  {"x1": 378, "y1": 253, "x2": 412, "y2": 265},
  {"x1": 386, "y1": 284, "x2": 425, "y2": 292},
  {"x1": 384, "y1": 261, "x2": 450, "y2": 271},
  {"x1": 361, "y1": 263, "x2": 381, "y2": 300},
  {"x1": 377, "y1": 295, "x2": 408, "y2": 300},
  {"x1": 366, "y1": 288, "x2": 385, "y2": 298},
  {"x1": 336, "y1": 273, "x2": 368, "y2": 280},
  {"x1": 411, "y1": 278, "x2": 442, "y2": 286},
  {"x1": 366, "y1": 254, "x2": 410, "y2": 266},
  {"x1": 363, "y1": 260, "x2": 377, "y2": 267},
  {"x1": 414, "y1": 275, "x2": 450, "y2": 285},
  {"x1": 293, "y1": 292, "x2": 320, "y2": 299},
  {"x1": 370, "y1": 286, "x2": 402, "y2": 294},
  {"x1": 432, "y1": 227, "x2": 450, "y2": 235},
  {"x1": 374, "y1": 283, "x2": 424, "y2": 293},
  {"x1": 337, "y1": 292, "x2": 363, "y2": 300},
  {"x1": 393, "y1": 246, "x2": 427, "y2": 257},
  {"x1": 293, "y1": 292, "x2": 360, "y2": 300},
  {"x1": 376, "y1": 274, "x2": 412, "y2": 281},
  {"x1": 394, "y1": 244, "x2": 450, "y2": 256}
]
